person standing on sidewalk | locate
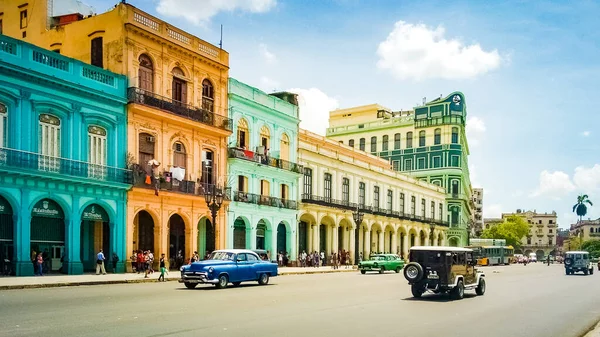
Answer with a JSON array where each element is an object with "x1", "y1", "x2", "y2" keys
[
  {"x1": 111, "y1": 252, "x2": 119, "y2": 272},
  {"x1": 36, "y1": 253, "x2": 43, "y2": 276},
  {"x1": 158, "y1": 254, "x2": 167, "y2": 282},
  {"x1": 96, "y1": 249, "x2": 107, "y2": 275}
]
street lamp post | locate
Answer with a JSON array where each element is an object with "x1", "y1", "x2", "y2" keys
[
  {"x1": 352, "y1": 204, "x2": 364, "y2": 265},
  {"x1": 204, "y1": 184, "x2": 224, "y2": 251}
]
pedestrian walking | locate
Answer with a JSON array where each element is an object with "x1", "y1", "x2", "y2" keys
[
  {"x1": 111, "y1": 252, "x2": 119, "y2": 272},
  {"x1": 158, "y1": 254, "x2": 168, "y2": 282},
  {"x1": 96, "y1": 249, "x2": 107, "y2": 275},
  {"x1": 546, "y1": 255, "x2": 551, "y2": 266},
  {"x1": 36, "y1": 253, "x2": 43, "y2": 276}
]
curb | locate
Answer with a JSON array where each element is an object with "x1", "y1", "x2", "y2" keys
[
  {"x1": 583, "y1": 321, "x2": 600, "y2": 337},
  {"x1": 0, "y1": 269, "x2": 358, "y2": 290}
]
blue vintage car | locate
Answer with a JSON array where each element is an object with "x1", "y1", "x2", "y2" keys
[{"x1": 179, "y1": 249, "x2": 278, "y2": 289}]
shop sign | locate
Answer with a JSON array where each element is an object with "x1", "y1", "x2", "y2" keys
[
  {"x1": 82, "y1": 204, "x2": 108, "y2": 222},
  {"x1": 32, "y1": 199, "x2": 63, "y2": 218}
]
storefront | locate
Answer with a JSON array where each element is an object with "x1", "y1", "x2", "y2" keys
[
  {"x1": 30, "y1": 199, "x2": 65, "y2": 273},
  {"x1": 80, "y1": 204, "x2": 110, "y2": 272},
  {"x1": 0, "y1": 196, "x2": 13, "y2": 275}
]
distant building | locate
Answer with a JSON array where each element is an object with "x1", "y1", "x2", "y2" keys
[
  {"x1": 471, "y1": 188, "x2": 483, "y2": 237},
  {"x1": 556, "y1": 229, "x2": 570, "y2": 255},
  {"x1": 569, "y1": 218, "x2": 600, "y2": 241}
]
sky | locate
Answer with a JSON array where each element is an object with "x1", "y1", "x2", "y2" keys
[{"x1": 80, "y1": 0, "x2": 600, "y2": 229}]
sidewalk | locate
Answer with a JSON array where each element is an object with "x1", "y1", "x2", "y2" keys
[
  {"x1": 0, "y1": 266, "x2": 357, "y2": 290},
  {"x1": 585, "y1": 321, "x2": 600, "y2": 337}
]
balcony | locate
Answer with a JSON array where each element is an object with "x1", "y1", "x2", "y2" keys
[
  {"x1": 0, "y1": 147, "x2": 131, "y2": 185},
  {"x1": 414, "y1": 115, "x2": 465, "y2": 128},
  {"x1": 301, "y1": 194, "x2": 449, "y2": 227},
  {"x1": 232, "y1": 191, "x2": 297, "y2": 210},
  {"x1": 228, "y1": 147, "x2": 303, "y2": 174},
  {"x1": 131, "y1": 164, "x2": 230, "y2": 198},
  {"x1": 128, "y1": 87, "x2": 232, "y2": 132}
]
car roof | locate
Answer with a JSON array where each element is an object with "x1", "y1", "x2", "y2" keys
[
  {"x1": 565, "y1": 251, "x2": 589, "y2": 254},
  {"x1": 410, "y1": 246, "x2": 473, "y2": 252},
  {"x1": 214, "y1": 249, "x2": 258, "y2": 255}
]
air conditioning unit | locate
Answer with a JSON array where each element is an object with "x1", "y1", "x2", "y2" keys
[{"x1": 146, "y1": 136, "x2": 156, "y2": 143}]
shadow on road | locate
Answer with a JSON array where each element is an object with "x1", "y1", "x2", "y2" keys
[
  {"x1": 401, "y1": 293, "x2": 478, "y2": 302},
  {"x1": 175, "y1": 283, "x2": 275, "y2": 291}
]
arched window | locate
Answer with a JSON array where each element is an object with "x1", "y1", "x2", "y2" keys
[
  {"x1": 280, "y1": 133, "x2": 290, "y2": 161},
  {"x1": 0, "y1": 104, "x2": 6, "y2": 147},
  {"x1": 202, "y1": 79, "x2": 214, "y2": 112},
  {"x1": 434, "y1": 128, "x2": 441, "y2": 145},
  {"x1": 406, "y1": 132, "x2": 413, "y2": 148},
  {"x1": 370, "y1": 136, "x2": 377, "y2": 152},
  {"x1": 359, "y1": 138, "x2": 365, "y2": 151},
  {"x1": 138, "y1": 54, "x2": 154, "y2": 92},
  {"x1": 348, "y1": 139, "x2": 354, "y2": 148},
  {"x1": 419, "y1": 130, "x2": 426, "y2": 147},
  {"x1": 382, "y1": 135, "x2": 389, "y2": 151},
  {"x1": 171, "y1": 67, "x2": 187, "y2": 103},
  {"x1": 39, "y1": 114, "x2": 61, "y2": 172},
  {"x1": 451, "y1": 127, "x2": 459, "y2": 144},
  {"x1": 88, "y1": 125, "x2": 107, "y2": 166},
  {"x1": 172, "y1": 142, "x2": 186, "y2": 168},
  {"x1": 138, "y1": 132, "x2": 155, "y2": 173},
  {"x1": 260, "y1": 125, "x2": 270, "y2": 150},
  {"x1": 394, "y1": 133, "x2": 401, "y2": 149},
  {"x1": 237, "y1": 118, "x2": 249, "y2": 149}
]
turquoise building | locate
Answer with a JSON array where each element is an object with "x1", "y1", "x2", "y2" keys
[
  {"x1": 0, "y1": 36, "x2": 130, "y2": 276},
  {"x1": 226, "y1": 78, "x2": 301, "y2": 261}
]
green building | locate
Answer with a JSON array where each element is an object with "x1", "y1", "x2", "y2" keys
[{"x1": 326, "y1": 92, "x2": 473, "y2": 246}]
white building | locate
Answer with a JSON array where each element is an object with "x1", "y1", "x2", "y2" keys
[{"x1": 472, "y1": 188, "x2": 483, "y2": 237}]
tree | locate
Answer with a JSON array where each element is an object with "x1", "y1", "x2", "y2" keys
[
  {"x1": 581, "y1": 240, "x2": 600, "y2": 259},
  {"x1": 480, "y1": 215, "x2": 530, "y2": 248},
  {"x1": 573, "y1": 194, "x2": 593, "y2": 223}
]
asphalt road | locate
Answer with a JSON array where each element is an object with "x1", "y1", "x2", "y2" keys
[{"x1": 0, "y1": 263, "x2": 599, "y2": 337}]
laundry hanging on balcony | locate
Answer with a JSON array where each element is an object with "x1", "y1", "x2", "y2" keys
[{"x1": 170, "y1": 167, "x2": 185, "y2": 181}]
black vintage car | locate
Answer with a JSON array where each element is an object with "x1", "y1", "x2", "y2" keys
[{"x1": 403, "y1": 246, "x2": 486, "y2": 300}]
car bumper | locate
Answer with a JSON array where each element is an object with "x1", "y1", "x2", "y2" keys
[
  {"x1": 358, "y1": 266, "x2": 383, "y2": 271},
  {"x1": 179, "y1": 272, "x2": 219, "y2": 284}
]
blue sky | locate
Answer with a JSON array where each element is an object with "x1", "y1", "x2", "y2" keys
[{"x1": 82, "y1": 0, "x2": 600, "y2": 228}]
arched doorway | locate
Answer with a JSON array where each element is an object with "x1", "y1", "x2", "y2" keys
[
  {"x1": 198, "y1": 217, "x2": 215, "y2": 259},
  {"x1": 277, "y1": 222, "x2": 287, "y2": 255},
  {"x1": 338, "y1": 226, "x2": 344, "y2": 252},
  {"x1": 536, "y1": 250, "x2": 545, "y2": 260},
  {"x1": 419, "y1": 230, "x2": 426, "y2": 246},
  {"x1": 169, "y1": 214, "x2": 185, "y2": 270},
  {"x1": 31, "y1": 199, "x2": 65, "y2": 274},
  {"x1": 0, "y1": 195, "x2": 14, "y2": 275},
  {"x1": 233, "y1": 217, "x2": 247, "y2": 249},
  {"x1": 449, "y1": 237, "x2": 459, "y2": 247},
  {"x1": 80, "y1": 204, "x2": 110, "y2": 272},
  {"x1": 134, "y1": 211, "x2": 154, "y2": 253}
]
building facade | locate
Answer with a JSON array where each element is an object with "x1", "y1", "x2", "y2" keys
[
  {"x1": 471, "y1": 188, "x2": 483, "y2": 237},
  {"x1": 326, "y1": 92, "x2": 473, "y2": 246},
  {"x1": 226, "y1": 78, "x2": 301, "y2": 261},
  {"x1": 298, "y1": 129, "x2": 448, "y2": 263},
  {"x1": 569, "y1": 218, "x2": 600, "y2": 241},
  {"x1": 0, "y1": 35, "x2": 130, "y2": 276},
  {"x1": 488, "y1": 209, "x2": 558, "y2": 259},
  {"x1": 1, "y1": 1, "x2": 233, "y2": 268}
]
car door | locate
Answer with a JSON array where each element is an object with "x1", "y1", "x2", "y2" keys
[
  {"x1": 235, "y1": 253, "x2": 252, "y2": 281},
  {"x1": 245, "y1": 253, "x2": 260, "y2": 280},
  {"x1": 465, "y1": 252, "x2": 476, "y2": 285}
]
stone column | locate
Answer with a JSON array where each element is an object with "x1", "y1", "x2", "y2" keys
[
  {"x1": 313, "y1": 224, "x2": 319, "y2": 253},
  {"x1": 364, "y1": 230, "x2": 371, "y2": 259},
  {"x1": 14, "y1": 189, "x2": 32, "y2": 276},
  {"x1": 378, "y1": 231, "x2": 384, "y2": 253},
  {"x1": 391, "y1": 231, "x2": 398, "y2": 254},
  {"x1": 307, "y1": 222, "x2": 313, "y2": 252},
  {"x1": 65, "y1": 197, "x2": 83, "y2": 275},
  {"x1": 349, "y1": 227, "x2": 356, "y2": 263},
  {"x1": 403, "y1": 233, "x2": 409, "y2": 259}
]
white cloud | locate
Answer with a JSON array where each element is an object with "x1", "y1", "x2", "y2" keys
[
  {"x1": 469, "y1": 163, "x2": 481, "y2": 188},
  {"x1": 156, "y1": 0, "x2": 276, "y2": 26},
  {"x1": 581, "y1": 131, "x2": 591, "y2": 137},
  {"x1": 466, "y1": 116, "x2": 486, "y2": 147},
  {"x1": 259, "y1": 76, "x2": 280, "y2": 91},
  {"x1": 485, "y1": 204, "x2": 503, "y2": 218},
  {"x1": 259, "y1": 44, "x2": 277, "y2": 63},
  {"x1": 573, "y1": 164, "x2": 600, "y2": 191},
  {"x1": 376, "y1": 21, "x2": 503, "y2": 80},
  {"x1": 530, "y1": 170, "x2": 576, "y2": 199},
  {"x1": 287, "y1": 88, "x2": 339, "y2": 135}
]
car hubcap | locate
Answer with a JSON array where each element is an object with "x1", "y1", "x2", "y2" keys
[
  {"x1": 261, "y1": 275, "x2": 267, "y2": 282},
  {"x1": 220, "y1": 277, "x2": 226, "y2": 286},
  {"x1": 481, "y1": 282, "x2": 485, "y2": 292},
  {"x1": 407, "y1": 266, "x2": 418, "y2": 278}
]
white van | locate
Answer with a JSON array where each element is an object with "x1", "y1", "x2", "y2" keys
[{"x1": 528, "y1": 252, "x2": 537, "y2": 263}]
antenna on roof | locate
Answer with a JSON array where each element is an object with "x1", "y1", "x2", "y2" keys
[
  {"x1": 219, "y1": 24, "x2": 223, "y2": 49},
  {"x1": 422, "y1": 97, "x2": 426, "y2": 105}
]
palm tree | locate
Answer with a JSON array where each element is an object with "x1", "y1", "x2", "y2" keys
[{"x1": 573, "y1": 194, "x2": 593, "y2": 223}]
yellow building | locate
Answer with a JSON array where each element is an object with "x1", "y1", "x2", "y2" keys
[{"x1": 1, "y1": 1, "x2": 232, "y2": 267}]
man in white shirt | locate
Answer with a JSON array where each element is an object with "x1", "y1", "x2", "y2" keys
[{"x1": 96, "y1": 249, "x2": 107, "y2": 275}]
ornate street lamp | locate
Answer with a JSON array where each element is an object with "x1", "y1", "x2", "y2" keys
[
  {"x1": 204, "y1": 184, "x2": 224, "y2": 251},
  {"x1": 352, "y1": 204, "x2": 364, "y2": 265}
]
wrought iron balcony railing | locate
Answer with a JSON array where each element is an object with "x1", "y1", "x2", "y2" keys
[
  {"x1": 300, "y1": 193, "x2": 449, "y2": 227},
  {"x1": 228, "y1": 147, "x2": 303, "y2": 174},
  {"x1": 128, "y1": 87, "x2": 232, "y2": 131},
  {"x1": 233, "y1": 191, "x2": 297, "y2": 210},
  {"x1": 414, "y1": 115, "x2": 465, "y2": 128},
  {"x1": 0, "y1": 147, "x2": 131, "y2": 185}
]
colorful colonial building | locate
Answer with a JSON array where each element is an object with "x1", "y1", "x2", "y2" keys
[
  {"x1": 326, "y1": 93, "x2": 474, "y2": 246},
  {"x1": 226, "y1": 78, "x2": 301, "y2": 260},
  {"x1": 3, "y1": 1, "x2": 232, "y2": 268},
  {"x1": 0, "y1": 35, "x2": 130, "y2": 276},
  {"x1": 298, "y1": 130, "x2": 448, "y2": 263}
]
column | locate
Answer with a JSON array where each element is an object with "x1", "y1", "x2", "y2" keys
[
  {"x1": 424, "y1": 232, "x2": 430, "y2": 246},
  {"x1": 14, "y1": 189, "x2": 32, "y2": 276},
  {"x1": 249, "y1": 226, "x2": 257, "y2": 250},
  {"x1": 378, "y1": 231, "x2": 384, "y2": 253},
  {"x1": 307, "y1": 222, "x2": 313, "y2": 252},
  {"x1": 350, "y1": 227, "x2": 356, "y2": 264},
  {"x1": 113, "y1": 198, "x2": 126, "y2": 273},
  {"x1": 391, "y1": 231, "x2": 398, "y2": 254},
  {"x1": 403, "y1": 232, "x2": 409, "y2": 259},
  {"x1": 65, "y1": 196, "x2": 83, "y2": 275},
  {"x1": 364, "y1": 230, "x2": 371, "y2": 259},
  {"x1": 313, "y1": 224, "x2": 319, "y2": 253}
]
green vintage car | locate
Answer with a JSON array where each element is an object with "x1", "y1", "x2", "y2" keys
[{"x1": 358, "y1": 254, "x2": 405, "y2": 274}]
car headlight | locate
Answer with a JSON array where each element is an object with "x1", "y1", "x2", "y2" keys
[
  {"x1": 180, "y1": 266, "x2": 185, "y2": 271},
  {"x1": 208, "y1": 267, "x2": 214, "y2": 273}
]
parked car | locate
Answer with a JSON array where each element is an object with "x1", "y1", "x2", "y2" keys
[
  {"x1": 404, "y1": 246, "x2": 486, "y2": 300},
  {"x1": 358, "y1": 254, "x2": 405, "y2": 274},
  {"x1": 179, "y1": 249, "x2": 278, "y2": 289},
  {"x1": 564, "y1": 251, "x2": 594, "y2": 275}
]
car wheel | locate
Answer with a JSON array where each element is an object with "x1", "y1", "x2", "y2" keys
[
  {"x1": 216, "y1": 275, "x2": 228, "y2": 289},
  {"x1": 395, "y1": 267, "x2": 401, "y2": 273},
  {"x1": 564, "y1": 258, "x2": 574, "y2": 266},
  {"x1": 184, "y1": 282, "x2": 197, "y2": 289},
  {"x1": 452, "y1": 280, "x2": 465, "y2": 300},
  {"x1": 379, "y1": 267, "x2": 385, "y2": 274},
  {"x1": 360, "y1": 270, "x2": 366, "y2": 275},
  {"x1": 232, "y1": 282, "x2": 241, "y2": 287},
  {"x1": 258, "y1": 273, "x2": 269, "y2": 285},
  {"x1": 584, "y1": 269, "x2": 589, "y2": 275},
  {"x1": 411, "y1": 283, "x2": 424, "y2": 298},
  {"x1": 565, "y1": 269, "x2": 570, "y2": 275},
  {"x1": 476, "y1": 278, "x2": 486, "y2": 296},
  {"x1": 403, "y1": 262, "x2": 424, "y2": 283}
]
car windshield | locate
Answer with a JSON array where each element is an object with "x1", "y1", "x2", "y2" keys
[
  {"x1": 372, "y1": 256, "x2": 385, "y2": 261},
  {"x1": 209, "y1": 251, "x2": 235, "y2": 261}
]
